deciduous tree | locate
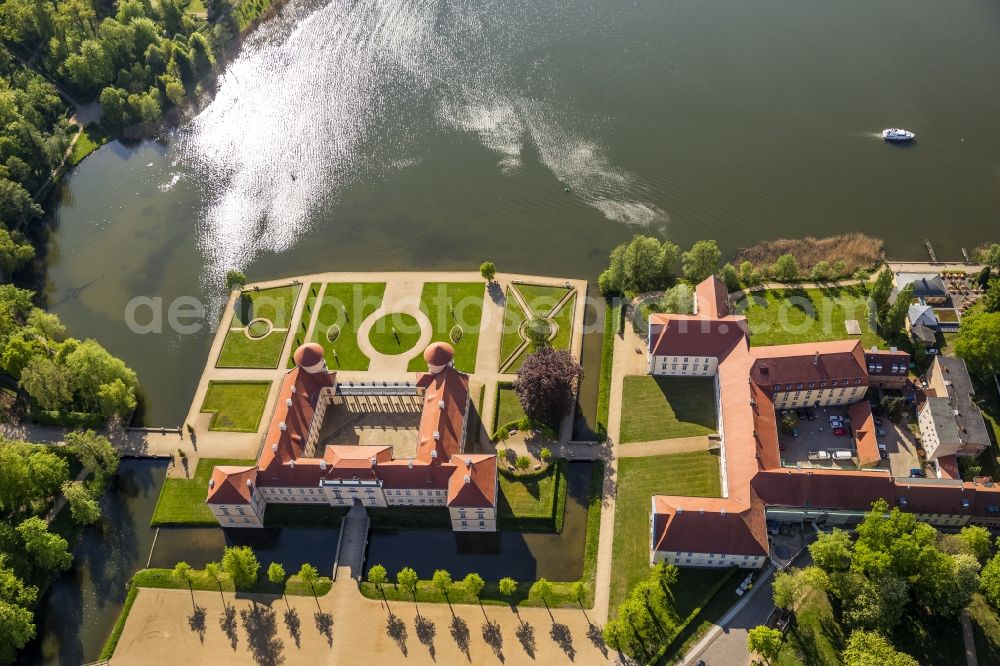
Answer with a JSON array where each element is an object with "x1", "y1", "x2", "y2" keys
[
  {"x1": 954, "y1": 311, "x2": 1000, "y2": 376},
  {"x1": 368, "y1": 564, "x2": 387, "y2": 590},
  {"x1": 432, "y1": 569, "x2": 452, "y2": 596},
  {"x1": 396, "y1": 567, "x2": 418, "y2": 598},
  {"x1": 463, "y1": 572, "x2": 484, "y2": 599},
  {"x1": 479, "y1": 261, "x2": 496, "y2": 282},
  {"x1": 514, "y1": 346, "x2": 583, "y2": 427},
  {"x1": 771, "y1": 253, "x2": 799, "y2": 282},
  {"x1": 810, "y1": 528, "x2": 854, "y2": 572},
  {"x1": 842, "y1": 630, "x2": 918, "y2": 666},
  {"x1": 682, "y1": 240, "x2": 722, "y2": 283},
  {"x1": 747, "y1": 625, "x2": 783, "y2": 664},
  {"x1": 61, "y1": 480, "x2": 100, "y2": 524},
  {"x1": 16, "y1": 517, "x2": 71, "y2": 577},
  {"x1": 221, "y1": 545, "x2": 259, "y2": 588}
]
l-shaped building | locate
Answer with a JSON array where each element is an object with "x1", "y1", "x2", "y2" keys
[
  {"x1": 205, "y1": 341, "x2": 498, "y2": 532},
  {"x1": 647, "y1": 276, "x2": 996, "y2": 569}
]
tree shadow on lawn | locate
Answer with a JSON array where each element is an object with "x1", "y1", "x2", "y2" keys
[
  {"x1": 653, "y1": 377, "x2": 718, "y2": 430},
  {"x1": 240, "y1": 603, "x2": 285, "y2": 666},
  {"x1": 387, "y1": 612, "x2": 408, "y2": 656},
  {"x1": 450, "y1": 615, "x2": 471, "y2": 660}
]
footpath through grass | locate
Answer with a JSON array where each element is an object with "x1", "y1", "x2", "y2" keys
[
  {"x1": 150, "y1": 457, "x2": 255, "y2": 526},
  {"x1": 200, "y1": 381, "x2": 270, "y2": 432},
  {"x1": 610, "y1": 452, "x2": 721, "y2": 609},
  {"x1": 735, "y1": 286, "x2": 882, "y2": 348},
  {"x1": 311, "y1": 282, "x2": 385, "y2": 370},
  {"x1": 620, "y1": 376, "x2": 717, "y2": 443},
  {"x1": 407, "y1": 282, "x2": 484, "y2": 373}
]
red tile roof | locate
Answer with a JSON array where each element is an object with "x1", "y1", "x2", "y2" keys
[
  {"x1": 648, "y1": 314, "x2": 749, "y2": 358},
  {"x1": 293, "y1": 342, "x2": 325, "y2": 367},
  {"x1": 206, "y1": 466, "x2": 258, "y2": 504},
  {"x1": 446, "y1": 455, "x2": 498, "y2": 508},
  {"x1": 424, "y1": 342, "x2": 455, "y2": 366},
  {"x1": 695, "y1": 276, "x2": 730, "y2": 319},
  {"x1": 750, "y1": 340, "x2": 867, "y2": 389},
  {"x1": 652, "y1": 496, "x2": 768, "y2": 557},
  {"x1": 414, "y1": 366, "x2": 470, "y2": 464},
  {"x1": 850, "y1": 402, "x2": 880, "y2": 467}
]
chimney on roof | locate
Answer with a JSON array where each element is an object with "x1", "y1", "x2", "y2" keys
[
  {"x1": 814, "y1": 352, "x2": 820, "y2": 365},
  {"x1": 720, "y1": 509, "x2": 726, "y2": 516},
  {"x1": 699, "y1": 508, "x2": 705, "y2": 514},
  {"x1": 290, "y1": 460, "x2": 295, "y2": 468},
  {"x1": 430, "y1": 450, "x2": 438, "y2": 459},
  {"x1": 286, "y1": 398, "x2": 292, "y2": 407},
  {"x1": 439, "y1": 400, "x2": 445, "y2": 409},
  {"x1": 433, "y1": 431, "x2": 440, "y2": 440},
  {"x1": 370, "y1": 456, "x2": 377, "y2": 466},
  {"x1": 272, "y1": 444, "x2": 278, "y2": 453},
  {"x1": 463, "y1": 475, "x2": 471, "y2": 484},
  {"x1": 279, "y1": 422, "x2": 287, "y2": 431},
  {"x1": 465, "y1": 458, "x2": 472, "y2": 468},
  {"x1": 209, "y1": 479, "x2": 215, "y2": 489},
  {"x1": 246, "y1": 479, "x2": 253, "y2": 488},
  {"x1": 290, "y1": 386, "x2": 296, "y2": 394},
  {"x1": 320, "y1": 459, "x2": 327, "y2": 470},
  {"x1": 408, "y1": 460, "x2": 413, "y2": 469}
]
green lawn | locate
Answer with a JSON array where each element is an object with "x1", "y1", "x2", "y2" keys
[
  {"x1": 597, "y1": 301, "x2": 617, "y2": 433},
  {"x1": 890, "y1": 604, "x2": 964, "y2": 666},
  {"x1": 515, "y1": 283, "x2": 572, "y2": 317},
  {"x1": 775, "y1": 589, "x2": 845, "y2": 666},
  {"x1": 310, "y1": 282, "x2": 385, "y2": 370},
  {"x1": 620, "y1": 376, "x2": 717, "y2": 443},
  {"x1": 734, "y1": 286, "x2": 883, "y2": 348},
  {"x1": 69, "y1": 124, "x2": 110, "y2": 165},
  {"x1": 497, "y1": 463, "x2": 560, "y2": 519},
  {"x1": 132, "y1": 567, "x2": 331, "y2": 597},
  {"x1": 550, "y1": 293, "x2": 577, "y2": 351},
  {"x1": 232, "y1": 285, "x2": 300, "y2": 328},
  {"x1": 368, "y1": 312, "x2": 421, "y2": 355},
  {"x1": 499, "y1": 287, "x2": 529, "y2": 367},
  {"x1": 495, "y1": 383, "x2": 527, "y2": 430},
  {"x1": 200, "y1": 381, "x2": 271, "y2": 432},
  {"x1": 610, "y1": 452, "x2": 722, "y2": 609},
  {"x1": 217, "y1": 284, "x2": 301, "y2": 368},
  {"x1": 406, "y1": 282, "x2": 484, "y2": 373},
  {"x1": 969, "y1": 593, "x2": 1000, "y2": 665},
  {"x1": 972, "y1": 374, "x2": 1000, "y2": 480},
  {"x1": 150, "y1": 457, "x2": 255, "y2": 526},
  {"x1": 287, "y1": 282, "x2": 321, "y2": 367}
]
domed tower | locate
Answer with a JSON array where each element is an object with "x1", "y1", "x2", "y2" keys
[
  {"x1": 423, "y1": 342, "x2": 455, "y2": 374},
  {"x1": 292, "y1": 342, "x2": 326, "y2": 374}
]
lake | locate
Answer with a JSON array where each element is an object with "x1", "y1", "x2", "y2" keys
[{"x1": 44, "y1": 0, "x2": 1000, "y2": 424}]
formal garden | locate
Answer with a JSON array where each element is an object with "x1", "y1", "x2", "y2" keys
[
  {"x1": 286, "y1": 282, "x2": 322, "y2": 367},
  {"x1": 405, "y1": 282, "x2": 485, "y2": 373},
  {"x1": 217, "y1": 284, "x2": 302, "y2": 368},
  {"x1": 498, "y1": 283, "x2": 577, "y2": 373},
  {"x1": 367, "y1": 312, "x2": 422, "y2": 355},
  {"x1": 619, "y1": 376, "x2": 717, "y2": 443},
  {"x1": 308, "y1": 282, "x2": 386, "y2": 370},
  {"x1": 199, "y1": 381, "x2": 271, "y2": 432}
]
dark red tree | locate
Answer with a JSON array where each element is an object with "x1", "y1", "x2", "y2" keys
[{"x1": 514, "y1": 346, "x2": 583, "y2": 428}]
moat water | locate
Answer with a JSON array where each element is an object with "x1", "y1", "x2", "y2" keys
[
  {"x1": 44, "y1": 0, "x2": 1000, "y2": 426},
  {"x1": 21, "y1": 460, "x2": 593, "y2": 664}
]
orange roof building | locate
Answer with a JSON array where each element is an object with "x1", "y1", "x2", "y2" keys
[
  {"x1": 648, "y1": 277, "x2": 1000, "y2": 570},
  {"x1": 206, "y1": 342, "x2": 498, "y2": 532}
]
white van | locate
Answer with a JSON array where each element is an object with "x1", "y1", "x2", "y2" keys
[
  {"x1": 808, "y1": 450, "x2": 831, "y2": 460},
  {"x1": 832, "y1": 450, "x2": 853, "y2": 460}
]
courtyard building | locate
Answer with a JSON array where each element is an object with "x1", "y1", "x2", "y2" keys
[
  {"x1": 645, "y1": 276, "x2": 1000, "y2": 569},
  {"x1": 206, "y1": 341, "x2": 498, "y2": 531}
]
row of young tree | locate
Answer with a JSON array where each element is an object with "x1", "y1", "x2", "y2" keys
[
  {"x1": 0, "y1": 430, "x2": 120, "y2": 664},
  {"x1": 172, "y1": 545, "x2": 325, "y2": 598},
  {"x1": 1, "y1": 284, "x2": 138, "y2": 419},
  {"x1": 600, "y1": 562, "x2": 680, "y2": 662},
  {"x1": 747, "y1": 499, "x2": 997, "y2": 665}
]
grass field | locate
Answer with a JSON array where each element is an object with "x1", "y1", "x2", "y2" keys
[
  {"x1": 150, "y1": 458, "x2": 255, "y2": 526},
  {"x1": 495, "y1": 383, "x2": 527, "y2": 430},
  {"x1": 497, "y1": 463, "x2": 559, "y2": 519},
  {"x1": 516, "y1": 283, "x2": 572, "y2": 317},
  {"x1": 132, "y1": 567, "x2": 332, "y2": 597},
  {"x1": 69, "y1": 124, "x2": 110, "y2": 165},
  {"x1": 597, "y1": 301, "x2": 616, "y2": 432},
  {"x1": 550, "y1": 293, "x2": 576, "y2": 351},
  {"x1": 499, "y1": 287, "x2": 528, "y2": 366},
  {"x1": 368, "y1": 312, "x2": 421, "y2": 355},
  {"x1": 610, "y1": 452, "x2": 722, "y2": 609},
  {"x1": 969, "y1": 593, "x2": 1000, "y2": 665},
  {"x1": 774, "y1": 589, "x2": 845, "y2": 666},
  {"x1": 200, "y1": 381, "x2": 271, "y2": 432},
  {"x1": 217, "y1": 284, "x2": 301, "y2": 368},
  {"x1": 620, "y1": 376, "x2": 717, "y2": 443},
  {"x1": 310, "y1": 283, "x2": 385, "y2": 370},
  {"x1": 735, "y1": 286, "x2": 882, "y2": 348},
  {"x1": 287, "y1": 282, "x2": 321, "y2": 367},
  {"x1": 406, "y1": 282, "x2": 484, "y2": 373}
]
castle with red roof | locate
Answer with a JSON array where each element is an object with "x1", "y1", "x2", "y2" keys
[
  {"x1": 647, "y1": 276, "x2": 998, "y2": 569},
  {"x1": 205, "y1": 341, "x2": 498, "y2": 531}
]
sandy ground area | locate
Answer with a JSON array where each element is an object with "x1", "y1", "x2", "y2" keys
[{"x1": 112, "y1": 577, "x2": 613, "y2": 665}]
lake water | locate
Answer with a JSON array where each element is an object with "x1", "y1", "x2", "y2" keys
[{"x1": 45, "y1": 0, "x2": 1000, "y2": 424}]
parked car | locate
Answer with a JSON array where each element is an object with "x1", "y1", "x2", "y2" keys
[
  {"x1": 910, "y1": 468, "x2": 926, "y2": 478},
  {"x1": 877, "y1": 429, "x2": 886, "y2": 436},
  {"x1": 833, "y1": 427, "x2": 847, "y2": 436},
  {"x1": 792, "y1": 429, "x2": 799, "y2": 438},
  {"x1": 832, "y1": 450, "x2": 853, "y2": 460},
  {"x1": 830, "y1": 420, "x2": 843, "y2": 429},
  {"x1": 796, "y1": 409, "x2": 806, "y2": 418},
  {"x1": 880, "y1": 449, "x2": 889, "y2": 460},
  {"x1": 874, "y1": 418, "x2": 883, "y2": 427},
  {"x1": 927, "y1": 348, "x2": 939, "y2": 355},
  {"x1": 828, "y1": 415, "x2": 841, "y2": 422},
  {"x1": 877, "y1": 441, "x2": 887, "y2": 452},
  {"x1": 809, "y1": 450, "x2": 831, "y2": 460}
]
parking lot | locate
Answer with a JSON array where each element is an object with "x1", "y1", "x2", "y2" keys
[{"x1": 777, "y1": 404, "x2": 923, "y2": 476}]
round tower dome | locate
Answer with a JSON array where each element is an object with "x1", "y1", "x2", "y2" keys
[
  {"x1": 423, "y1": 341, "x2": 454, "y2": 373},
  {"x1": 293, "y1": 342, "x2": 326, "y2": 373}
]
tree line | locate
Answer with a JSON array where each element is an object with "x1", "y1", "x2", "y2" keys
[
  {"x1": 747, "y1": 499, "x2": 995, "y2": 665},
  {"x1": 0, "y1": 430, "x2": 119, "y2": 664}
]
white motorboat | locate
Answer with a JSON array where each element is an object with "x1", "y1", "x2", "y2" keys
[{"x1": 882, "y1": 128, "x2": 915, "y2": 142}]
